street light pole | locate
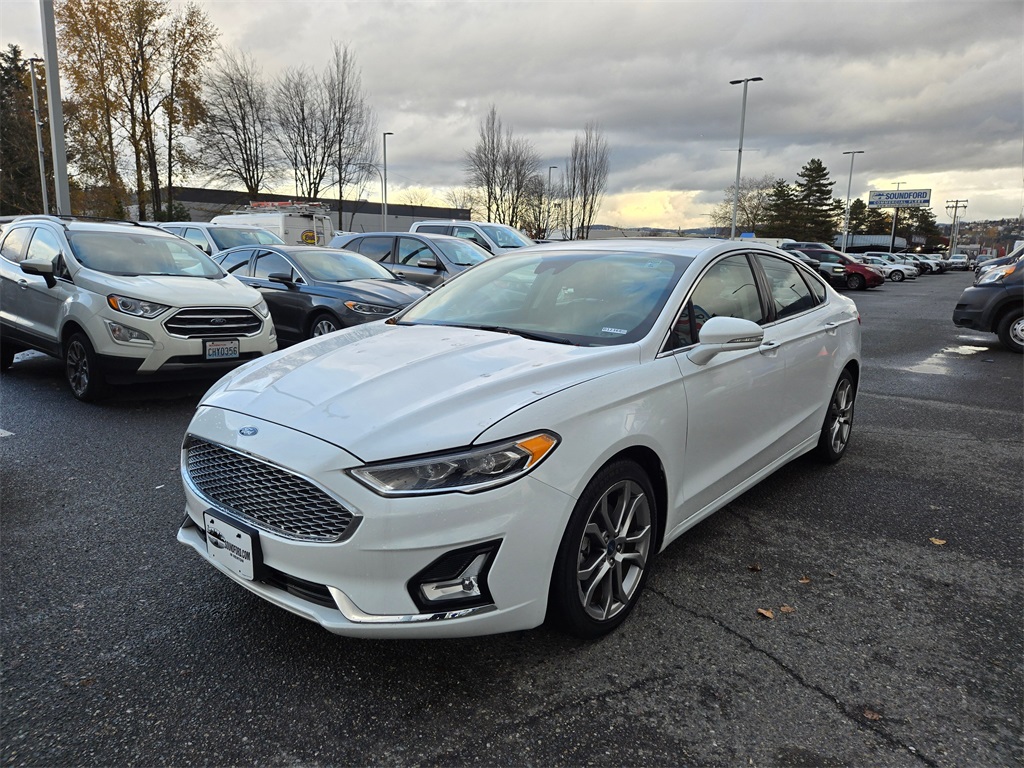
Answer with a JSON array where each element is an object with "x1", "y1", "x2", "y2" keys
[
  {"x1": 729, "y1": 76, "x2": 762, "y2": 240},
  {"x1": 28, "y1": 58, "x2": 49, "y2": 215},
  {"x1": 889, "y1": 181, "x2": 904, "y2": 252},
  {"x1": 546, "y1": 165, "x2": 557, "y2": 237},
  {"x1": 841, "y1": 150, "x2": 864, "y2": 253},
  {"x1": 382, "y1": 131, "x2": 393, "y2": 230}
]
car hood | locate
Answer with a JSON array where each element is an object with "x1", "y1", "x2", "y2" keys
[
  {"x1": 309, "y1": 277, "x2": 428, "y2": 306},
  {"x1": 77, "y1": 271, "x2": 260, "y2": 308},
  {"x1": 201, "y1": 323, "x2": 639, "y2": 461}
]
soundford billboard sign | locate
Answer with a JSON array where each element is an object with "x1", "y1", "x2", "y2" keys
[{"x1": 868, "y1": 189, "x2": 932, "y2": 208}]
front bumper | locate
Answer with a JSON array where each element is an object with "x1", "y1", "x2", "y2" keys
[
  {"x1": 178, "y1": 407, "x2": 575, "y2": 638},
  {"x1": 952, "y1": 285, "x2": 1007, "y2": 332}
]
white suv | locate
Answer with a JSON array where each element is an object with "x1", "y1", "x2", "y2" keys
[
  {"x1": 0, "y1": 216, "x2": 277, "y2": 401},
  {"x1": 157, "y1": 221, "x2": 284, "y2": 255}
]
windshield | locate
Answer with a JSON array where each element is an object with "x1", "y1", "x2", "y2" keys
[
  {"x1": 397, "y1": 249, "x2": 690, "y2": 346},
  {"x1": 67, "y1": 230, "x2": 224, "y2": 278},
  {"x1": 209, "y1": 227, "x2": 285, "y2": 250},
  {"x1": 479, "y1": 224, "x2": 534, "y2": 249},
  {"x1": 433, "y1": 238, "x2": 489, "y2": 266},
  {"x1": 290, "y1": 248, "x2": 396, "y2": 282}
]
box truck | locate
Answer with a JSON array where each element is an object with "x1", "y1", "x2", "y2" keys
[{"x1": 211, "y1": 202, "x2": 333, "y2": 246}]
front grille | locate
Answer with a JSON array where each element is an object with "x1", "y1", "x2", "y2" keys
[
  {"x1": 184, "y1": 437, "x2": 358, "y2": 542},
  {"x1": 164, "y1": 307, "x2": 263, "y2": 338}
]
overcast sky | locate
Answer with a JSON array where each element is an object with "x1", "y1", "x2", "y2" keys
[{"x1": 3, "y1": 0, "x2": 1022, "y2": 229}]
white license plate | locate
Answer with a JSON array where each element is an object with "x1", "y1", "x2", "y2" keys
[
  {"x1": 205, "y1": 513, "x2": 259, "y2": 580},
  {"x1": 204, "y1": 339, "x2": 239, "y2": 360}
]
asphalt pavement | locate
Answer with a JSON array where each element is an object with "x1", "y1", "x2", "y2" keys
[{"x1": 1, "y1": 269, "x2": 1020, "y2": 767}]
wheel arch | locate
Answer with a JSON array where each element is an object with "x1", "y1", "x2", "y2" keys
[
  {"x1": 595, "y1": 445, "x2": 668, "y2": 554},
  {"x1": 989, "y1": 299, "x2": 1023, "y2": 334}
]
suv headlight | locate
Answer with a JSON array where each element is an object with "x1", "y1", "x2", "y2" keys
[
  {"x1": 350, "y1": 432, "x2": 559, "y2": 496},
  {"x1": 106, "y1": 294, "x2": 170, "y2": 318},
  {"x1": 253, "y1": 298, "x2": 271, "y2": 318}
]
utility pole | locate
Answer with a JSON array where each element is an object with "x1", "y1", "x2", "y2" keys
[
  {"x1": 946, "y1": 199, "x2": 968, "y2": 257},
  {"x1": 28, "y1": 58, "x2": 49, "y2": 215}
]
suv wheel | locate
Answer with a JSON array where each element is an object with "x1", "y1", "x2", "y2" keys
[
  {"x1": 996, "y1": 309, "x2": 1024, "y2": 354},
  {"x1": 889, "y1": 270, "x2": 905, "y2": 282},
  {"x1": 64, "y1": 332, "x2": 107, "y2": 401},
  {"x1": 846, "y1": 273, "x2": 866, "y2": 291}
]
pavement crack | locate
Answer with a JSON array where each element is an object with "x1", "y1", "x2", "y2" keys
[{"x1": 645, "y1": 585, "x2": 938, "y2": 767}]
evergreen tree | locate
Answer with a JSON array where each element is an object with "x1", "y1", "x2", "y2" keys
[
  {"x1": 794, "y1": 158, "x2": 843, "y2": 242},
  {"x1": 0, "y1": 45, "x2": 47, "y2": 215},
  {"x1": 759, "y1": 179, "x2": 801, "y2": 237}
]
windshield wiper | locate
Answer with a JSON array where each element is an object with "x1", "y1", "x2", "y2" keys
[{"x1": 461, "y1": 324, "x2": 574, "y2": 345}]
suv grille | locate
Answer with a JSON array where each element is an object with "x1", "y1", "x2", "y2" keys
[
  {"x1": 184, "y1": 437, "x2": 358, "y2": 542},
  {"x1": 164, "y1": 307, "x2": 262, "y2": 338}
]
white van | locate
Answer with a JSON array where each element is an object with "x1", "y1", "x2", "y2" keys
[
  {"x1": 409, "y1": 220, "x2": 534, "y2": 254},
  {"x1": 211, "y1": 202, "x2": 333, "y2": 247}
]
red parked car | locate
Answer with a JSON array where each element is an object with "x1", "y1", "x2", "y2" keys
[{"x1": 785, "y1": 247, "x2": 885, "y2": 290}]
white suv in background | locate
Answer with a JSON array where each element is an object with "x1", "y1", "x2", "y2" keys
[
  {"x1": 0, "y1": 216, "x2": 277, "y2": 401},
  {"x1": 157, "y1": 221, "x2": 284, "y2": 255}
]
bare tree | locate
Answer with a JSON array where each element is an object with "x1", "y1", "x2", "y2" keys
[
  {"x1": 200, "y1": 49, "x2": 280, "y2": 197},
  {"x1": 443, "y1": 186, "x2": 479, "y2": 217},
  {"x1": 561, "y1": 122, "x2": 609, "y2": 240},
  {"x1": 325, "y1": 43, "x2": 377, "y2": 220},
  {"x1": 464, "y1": 105, "x2": 539, "y2": 225},
  {"x1": 272, "y1": 65, "x2": 335, "y2": 199},
  {"x1": 709, "y1": 172, "x2": 777, "y2": 234}
]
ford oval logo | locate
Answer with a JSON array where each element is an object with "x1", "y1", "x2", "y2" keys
[{"x1": 239, "y1": 426, "x2": 259, "y2": 437}]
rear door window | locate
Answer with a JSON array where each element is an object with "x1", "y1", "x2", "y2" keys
[
  {"x1": 356, "y1": 236, "x2": 395, "y2": 264},
  {"x1": 1, "y1": 227, "x2": 33, "y2": 263}
]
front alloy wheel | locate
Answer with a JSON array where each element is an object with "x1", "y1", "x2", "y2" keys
[
  {"x1": 817, "y1": 370, "x2": 855, "y2": 462},
  {"x1": 846, "y1": 273, "x2": 866, "y2": 291},
  {"x1": 549, "y1": 460, "x2": 657, "y2": 638},
  {"x1": 310, "y1": 314, "x2": 339, "y2": 338},
  {"x1": 890, "y1": 270, "x2": 905, "y2": 282},
  {"x1": 996, "y1": 309, "x2": 1024, "y2": 354},
  {"x1": 64, "y1": 332, "x2": 106, "y2": 402}
]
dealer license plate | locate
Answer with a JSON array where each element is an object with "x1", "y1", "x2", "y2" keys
[
  {"x1": 205, "y1": 512, "x2": 262, "y2": 580},
  {"x1": 204, "y1": 339, "x2": 239, "y2": 360}
]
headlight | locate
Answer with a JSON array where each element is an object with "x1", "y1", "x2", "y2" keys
[
  {"x1": 978, "y1": 266, "x2": 1013, "y2": 285},
  {"x1": 350, "y1": 432, "x2": 559, "y2": 496},
  {"x1": 344, "y1": 300, "x2": 397, "y2": 315},
  {"x1": 253, "y1": 298, "x2": 271, "y2": 318},
  {"x1": 106, "y1": 294, "x2": 170, "y2": 318}
]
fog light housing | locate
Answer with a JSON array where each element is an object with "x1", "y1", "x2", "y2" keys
[
  {"x1": 105, "y1": 320, "x2": 153, "y2": 344},
  {"x1": 408, "y1": 540, "x2": 501, "y2": 612}
]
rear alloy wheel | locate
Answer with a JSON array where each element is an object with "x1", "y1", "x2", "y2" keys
[
  {"x1": 64, "y1": 332, "x2": 106, "y2": 402},
  {"x1": 846, "y1": 273, "x2": 866, "y2": 291},
  {"x1": 996, "y1": 309, "x2": 1024, "y2": 354},
  {"x1": 816, "y1": 370, "x2": 855, "y2": 463},
  {"x1": 549, "y1": 460, "x2": 657, "y2": 639},
  {"x1": 890, "y1": 270, "x2": 905, "y2": 283},
  {"x1": 309, "y1": 313, "x2": 340, "y2": 339}
]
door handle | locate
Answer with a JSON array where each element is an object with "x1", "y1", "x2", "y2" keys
[
  {"x1": 758, "y1": 339, "x2": 780, "y2": 356},
  {"x1": 17, "y1": 279, "x2": 29, "y2": 290},
  {"x1": 394, "y1": 271, "x2": 405, "y2": 278},
  {"x1": 824, "y1": 321, "x2": 839, "y2": 335}
]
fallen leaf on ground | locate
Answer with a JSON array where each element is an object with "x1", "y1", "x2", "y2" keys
[
  {"x1": 864, "y1": 708, "x2": 882, "y2": 721},
  {"x1": 756, "y1": 608, "x2": 774, "y2": 620},
  {"x1": 780, "y1": 605, "x2": 796, "y2": 613},
  {"x1": 798, "y1": 576, "x2": 811, "y2": 584},
  {"x1": 748, "y1": 562, "x2": 762, "y2": 572},
  {"x1": 929, "y1": 538, "x2": 947, "y2": 546}
]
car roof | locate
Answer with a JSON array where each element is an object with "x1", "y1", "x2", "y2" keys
[
  {"x1": 10, "y1": 216, "x2": 182, "y2": 239},
  {"x1": 521, "y1": 237, "x2": 797, "y2": 262}
]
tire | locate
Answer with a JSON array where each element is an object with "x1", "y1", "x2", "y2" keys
[
  {"x1": 996, "y1": 308, "x2": 1024, "y2": 354},
  {"x1": 548, "y1": 459, "x2": 658, "y2": 639},
  {"x1": 0, "y1": 340, "x2": 15, "y2": 372},
  {"x1": 816, "y1": 370, "x2": 856, "y2": 463},
  {"x1": 309, "y1": 313, "x2": 340, "y2": 339},
  {"x1": 64, "y1": 332, "x2": 106, "y2": 402},
  {"x1": 846, "y1": 273, "x2": 866, "y2": 291},
  {"x1": 890, "y1": 270, "x2": 905, "y2": 283}
]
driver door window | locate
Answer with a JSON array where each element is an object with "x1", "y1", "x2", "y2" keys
[
  {"x1": 672, "y1": 254, "x2": 763, "y2": 348},
  {"x1": 253, "y1": 250, "x2": 299, "y2": 281}
]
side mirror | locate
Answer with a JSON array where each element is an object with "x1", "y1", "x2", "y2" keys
[
  {"x1": 686, "y1": 316, "x2": 764, "y2": 366},
  {"x1": 415, "y1": 255, "x2": 439, "y2": 270},
  {"x1": 267, "y1": 272, "x2": 296, "y2": 288},
  {"x1": 20, "y1": 257, "x2": 56, "y2": 288}
]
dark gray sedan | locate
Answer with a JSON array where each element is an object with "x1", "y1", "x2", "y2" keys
[
  {"x1": 329, "y1": 232, "x2": 490, "y2": 288},
  {"x1": 214, "y1": 245, "x2": 428, "y2": 344}
]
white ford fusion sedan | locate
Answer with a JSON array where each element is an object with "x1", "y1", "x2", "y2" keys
[{"x1": 178, "y1": 238, "x2": 861, "y2": 639}]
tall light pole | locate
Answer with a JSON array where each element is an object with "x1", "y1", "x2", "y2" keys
[
  {"x1": 39, "y1": 0, "x2": 70, "y2": 214},
  {"x1": 729, "y1": 76, "x2": 762, "y2": 239},
  {"x1": 840, "y1": 150, "x2": 864, "y2": 253},
  {"x1": 889, "y1": 181, "x2": 904, "y2": 252},
  {"x1": 28, "y1": 58, "x2": 49, "y2": 215},
  {"x1": 546, "y1": 165, "x2": 557, "y2": 237},
  {"x1": 382, "y1": 131, "x2": 393, "y2": 230}
]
